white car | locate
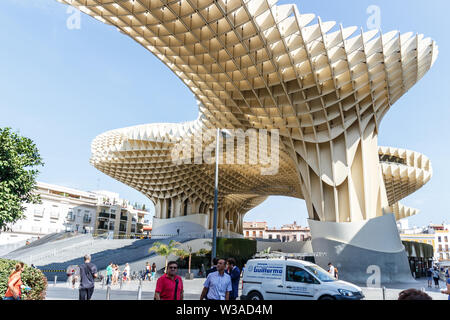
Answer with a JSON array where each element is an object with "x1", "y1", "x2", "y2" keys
[{"x1": 241, "y1": 258, "x2": 364, "y2": 300}]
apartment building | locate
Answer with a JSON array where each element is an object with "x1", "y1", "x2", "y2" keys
[
  {"x1": 0, "y1": 182, "x2": 152, "y2": 245},
  {"x1": 243, "y1": 221, "x2": 311, "y2": 242},
  {"x1": 0, "y1": 182, "x2": 98, "y2": 245},
  {"x1": 399, "y1": 221, "x2": 450, "y2": 262},
  {"x1": 93, "y1": 190, "x2": 148, "y2": 239}
]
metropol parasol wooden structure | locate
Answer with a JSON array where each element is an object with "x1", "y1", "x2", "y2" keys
[{"x1": 58, "y1": 0, "x2": 438, "y2": 282}]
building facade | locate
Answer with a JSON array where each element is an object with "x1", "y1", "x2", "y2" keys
[
  {"x1": 244, "y1": 221, "x2": 310, "y2": 242},
  {"x1": 399, "y1": 221, "x2": 450, "y2": 262},
  {"x1": 93, "y1": 190, "x2": 149, "y2": 239},
  {"x1": 0, "y1": 182, "x2": 98, "y2": 245},
  {"x1": 0, "y1": 182, "x2": 152, "y2": 245}
]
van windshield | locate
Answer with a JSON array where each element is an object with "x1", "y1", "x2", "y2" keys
[{"x1": 305, "y1": 265, "x2": 336, "y2": 282}]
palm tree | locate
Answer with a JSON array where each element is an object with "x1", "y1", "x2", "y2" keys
[{"x1": 149, "y1": 240, "x2": 181, "y2": 272}]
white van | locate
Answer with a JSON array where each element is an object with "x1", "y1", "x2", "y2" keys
[{"x1": 241, "y1": 258, "x2": 364, "y2": 300}]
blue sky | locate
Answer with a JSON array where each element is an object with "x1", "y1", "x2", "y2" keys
[{"x1": 1, "y1": 0, "x2": 449, "y2": 228}]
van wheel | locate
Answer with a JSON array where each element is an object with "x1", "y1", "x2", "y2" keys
[
  {"x1": 319, "y1": 295, "x2": 336, "y2": 301},
  {"x1": 248, "y1": 291, "x2": 264, "y2": 300}
]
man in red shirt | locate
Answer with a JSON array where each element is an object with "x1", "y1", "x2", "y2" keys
[{"x1": 154, "y1": 261, "x2": 184, "y2": 300}]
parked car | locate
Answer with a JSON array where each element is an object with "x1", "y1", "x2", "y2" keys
[{"x1": 241, "y1": 258, "x2": 364, "y2": 300}]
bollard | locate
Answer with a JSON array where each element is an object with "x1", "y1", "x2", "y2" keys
[
  {"x1": 106, "y1": 285, "x2": 111, "y2": 300},
  {"x1": 120, "y1": 276, "x2": 123, "y2": 290},
  {"x1": 382, "y1": 286, "x2": 386, "y2": 300},
  {"x1": 54, "y1": 275, "x2": 58, "y2": 287},
  {"x1": 137, "y1": 280, "x2": 142, "y2": 300},
  {"x1": 102, "y1": 276, "x2": 105, "y2": 289}
]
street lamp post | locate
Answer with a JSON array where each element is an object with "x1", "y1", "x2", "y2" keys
[{"x1": 211, "y1": 128, "x2": 220, "y2": 265}]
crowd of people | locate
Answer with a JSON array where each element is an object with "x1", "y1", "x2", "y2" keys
[
  {"x1": 3, "y1": 256, "x2": 450, "y2": 301},
  {"x1": 105, "y1": 262, "x2": 131, "y2": 285},
  {"x1": 142, "y1": 262, "x2": 157, "y2": 281}
]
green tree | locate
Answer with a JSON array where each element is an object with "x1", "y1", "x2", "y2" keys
[
  {"x1": 174, "y1": 245, "x2": 196, "y2": 275},
  {"x1": 0, "y1": 128, "x2": 43, "y2": 231},
  {"x1": 149, "y1": 240, "x2": 181, "y2": 272}
]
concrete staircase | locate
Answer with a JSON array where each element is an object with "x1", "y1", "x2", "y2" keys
[{"x1": 3, "y1": 236, "x2": 211, "y2": 281}]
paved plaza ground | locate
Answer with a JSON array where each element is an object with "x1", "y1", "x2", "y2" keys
[{"x1": 44, "y1": 278, "x2": 449, "y2": 300}]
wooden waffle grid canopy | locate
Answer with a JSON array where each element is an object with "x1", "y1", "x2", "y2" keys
[{"x1": 58, "y1": 0, "x2": 437, "y2": 231}]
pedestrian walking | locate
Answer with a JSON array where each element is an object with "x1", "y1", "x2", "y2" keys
[
  {"x1": 3, "y1": 262, "x2": 24, "y2": 300},
  {"x1": 106, "y1": 262, "x2": 113, "y2": 285},
  {"x1": 143, "y1": 262, "x2": 150, "y2": 281},
  {"x1": 78, "y1": 254, "x2": 98, "y2": 300},
  {"x1": 113, "y1": 264, "x2": 120, "y2": 285},
  {"x1": 205, "y1": 258, "x2": 218, "y2": 277},
  {"x1": 226, "y1": 258, "x2": 241, "y2": 300},
  {"x1": 123, "y1": 263, "x2": 131, "y2": 282},
  {"x1": 154, "y1": 261, "x2": 184, "y2": 300},
  {"x1": 432, "y1": 266, "x2": 440, "y2": 288},
  {"x1": 328, "y1": 262, "x2": 336, "y2": 278},
  {"x1": 151, "y1": 262, "x2": 157, "y2": 281},
  {"x1": 200, "y1": 258, "x2": 232, "y2": 301},
  {"x1": 426, "y1": 267, "x2": 433, "y2": 288}
]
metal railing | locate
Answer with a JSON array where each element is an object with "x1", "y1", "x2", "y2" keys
[{"x1": 24, "y1": 239, "x2": 96, "y2": 265}]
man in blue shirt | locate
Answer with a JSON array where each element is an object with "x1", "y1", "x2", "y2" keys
[
  {"x1": 226, "y1": 258, "x2": 241, "y2": 300},
  {"x1": 200, "y1": 258, "x2": 232, "y2": 300}
]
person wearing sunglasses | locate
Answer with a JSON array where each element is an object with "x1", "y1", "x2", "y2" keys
[{"x1": 155, "y1": 261, "x2": 184, "y2": 300}]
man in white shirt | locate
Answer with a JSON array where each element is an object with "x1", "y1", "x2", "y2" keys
[
  {"x1": 124, "y1": 263, "x2": 131, "y2": 282},
  {"x1": 328, "y1": 262, "x2": 336, "y2": 278}
]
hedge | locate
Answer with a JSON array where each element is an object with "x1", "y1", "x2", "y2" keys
[
  {"x1": 0, "y1": 259, "x2": 47, "y2": 300},
  {"x1": 176, "y1": 238, "x2": 257, "y2": 271}
]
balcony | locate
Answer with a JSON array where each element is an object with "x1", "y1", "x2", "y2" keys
[
  {"x1": 66, "y1": 214, "x2": 75, "y2": 221},
  {"x1": 98, "y1": 212, "x2": 110, "y2": 218},
  {"x1": 83, "y1": 217, "x2": 92, "y2": 224},
  {"x1": 120, "y1": 215, "x2": 128, "y2": 221}
]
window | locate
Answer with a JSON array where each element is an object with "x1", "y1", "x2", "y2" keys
[
  {"x1": 245, "y1": 231, "x2": 249, "y2": 237},
  {"x1": 438, "y1": 236, "x2": 442, "y2": 242},
  {"x1": 445, "y1": 236, "x2": 448, "y2": 243},
  {"x1": 304, "y1": 265, "x2": 336, "y2": 282},
  {"x1": 286, "y1": 266, "x2": 316, "y2": 284},
  {"x1": 34, "y1": 207, "x2": 44, "y2": 217},
  {"x1": 269, "y1": 234, "x2": 272, "y2": 239}
]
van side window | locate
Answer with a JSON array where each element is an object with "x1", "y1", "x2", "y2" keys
[{"x1": 286, "y1": 266, "x2": 315, "y2": 284}]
